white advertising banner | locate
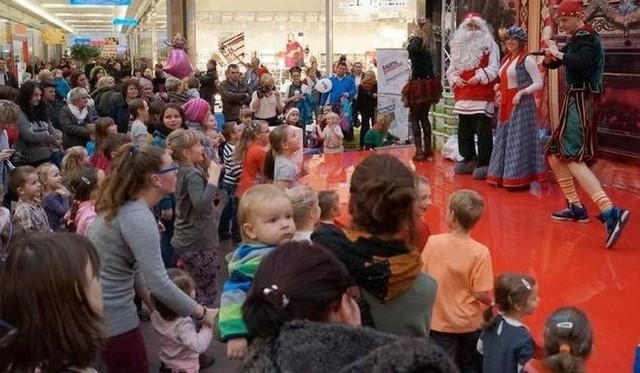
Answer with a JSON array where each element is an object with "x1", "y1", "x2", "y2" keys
[{"x1": 376, "y1": 48, "x2": 410, "y2": 140}]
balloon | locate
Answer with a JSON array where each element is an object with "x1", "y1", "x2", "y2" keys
[
  {"x1": 163, "y1": 48, "x2": 193, "y2": 79},
  {"x1": 315, "y1": 78, "x2": 332, "y2": 93}
]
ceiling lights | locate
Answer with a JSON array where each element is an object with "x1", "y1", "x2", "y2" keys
[{"x1": 11, "y1": 0, "x2": 75, "y2": 33}]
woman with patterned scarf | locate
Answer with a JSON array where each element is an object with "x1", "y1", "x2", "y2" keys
[{"x1": 311, "y1": 154, "x2": 437, "y2": 337}]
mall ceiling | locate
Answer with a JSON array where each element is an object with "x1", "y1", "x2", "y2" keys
[{"x1": 0, "y1": 0, "x2": 156, "y2": 35}]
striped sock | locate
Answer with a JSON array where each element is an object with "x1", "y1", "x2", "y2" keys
[
  {"x1": 591, "y1": 191, "x2": 613, "y2": 213},
  {"x1": 557, "y1": 177, "x2": 581, "y2": 206}
]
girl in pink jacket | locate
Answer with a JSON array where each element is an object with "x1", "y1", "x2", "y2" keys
[{"x1": 151, "y1": 269, "x2": 214, "y2": 373}]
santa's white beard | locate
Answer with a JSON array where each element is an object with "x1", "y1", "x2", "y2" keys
[{"x1": 449, "y1": 28, "x2": 496, "y2": 72}]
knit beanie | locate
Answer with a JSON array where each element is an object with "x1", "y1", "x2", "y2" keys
[
  {"x1": 285, "y1": 107, "x2": 300, "y2": 122},
  {"x1": 182, "y1": 98, "x2": 210, "y2": 123}
]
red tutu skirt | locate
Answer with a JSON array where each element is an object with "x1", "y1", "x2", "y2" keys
[{"x1": 402, "y1": 77, "x2": 442, "y2": 109}]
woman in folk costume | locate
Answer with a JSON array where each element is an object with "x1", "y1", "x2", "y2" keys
[
  {"x1": 402, "y1": 17, "x2": 442, "y2": 161},
  {"x1": 163, "y1": 33, "x2": 194, "y2": 79},
  {"x1": 487, "y1": 26, "x2": 546, "y2": 188}
]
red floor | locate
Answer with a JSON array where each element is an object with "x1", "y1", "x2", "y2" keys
[{"x1": 302, "y1": 147, "x2": 638, "y2": 372}]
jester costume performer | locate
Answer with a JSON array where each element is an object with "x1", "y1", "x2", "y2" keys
[
  {"x1": 543, "y1": 0, "x2": 629, "y2": 249},
  {"x1": 163, "y1": 33, "x2": 194, "y2": 79},
  {"x1": 401, "y1": 17, "x2": 442, "y2": 161}
]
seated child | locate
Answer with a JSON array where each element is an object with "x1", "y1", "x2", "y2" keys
[
  {"x1": 286, "y1": 185, "x2": 320, "y2": 242},
  {"x1": 151, "y1": 268, "x2": 214, "y2": 373},
  {"x1": 421, "y1": 189, "x2": 494, "y2": 372},
  {"x1": 219, "y1": 184, "x2": 296, "y2": 360},
  {"x1": 363, "y1": 113, "x2": 401, "y2": 150}
]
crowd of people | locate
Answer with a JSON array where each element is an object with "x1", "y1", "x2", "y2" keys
[{"x1": 0, "y1": 1, "x2": 632, "y2": 372}]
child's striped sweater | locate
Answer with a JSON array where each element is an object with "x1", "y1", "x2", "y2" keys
[{"x1": 219, "y1": 242, "x2": 275, "y2": 341}]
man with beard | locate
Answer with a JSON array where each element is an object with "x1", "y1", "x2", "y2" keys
[
  {"x1": 446, "y1": 13, "x2": 500, "y2": 180},
  {"x1": 543, "y1": 0, "x2": 629, "y2": 249}
]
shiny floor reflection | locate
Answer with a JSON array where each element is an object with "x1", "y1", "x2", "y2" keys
[{"x1": 302, "y1": 147, "x2": 638, "y2": 372}]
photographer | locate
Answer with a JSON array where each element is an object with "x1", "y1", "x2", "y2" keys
[{"x1": 250, "y1": 74, "x2": 284, "y2": 126}]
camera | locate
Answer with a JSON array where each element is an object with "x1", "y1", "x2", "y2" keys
[{"x1": 9, "y1": 151, "x2": 29, "y2": 167}]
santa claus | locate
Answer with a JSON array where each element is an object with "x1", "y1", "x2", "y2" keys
[{"x1": 446, "y1": 12, "x2": 500, "y2": 180}]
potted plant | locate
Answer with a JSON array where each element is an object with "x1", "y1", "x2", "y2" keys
[{"x1": 70, "y1": 44, "x2": 101, "y2": 69}]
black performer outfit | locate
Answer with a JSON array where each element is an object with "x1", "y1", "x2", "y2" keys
[{"x1": 402, "y1": 36, "x2": 442, "y2": 160}]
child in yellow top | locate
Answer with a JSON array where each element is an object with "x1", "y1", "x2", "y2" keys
[{"x1": 421, "y1": 189, "x2": 494, "y2": 372}]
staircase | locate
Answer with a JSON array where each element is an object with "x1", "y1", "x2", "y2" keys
[{"x1": 429, "y1": 92, "x2": 458, "y2": 150}]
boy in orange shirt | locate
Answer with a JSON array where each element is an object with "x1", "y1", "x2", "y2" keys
[{"x1": 421, "y1": 189, "x2": 493, "y2": 372}]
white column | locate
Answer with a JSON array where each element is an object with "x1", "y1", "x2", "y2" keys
[{"x1": 325, "y1": 0, "x2": 333, "y2": 75}]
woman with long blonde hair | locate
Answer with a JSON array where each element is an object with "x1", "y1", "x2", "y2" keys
[{"x1": 401, "y1": 17, "x2": 442, "y2": 161}]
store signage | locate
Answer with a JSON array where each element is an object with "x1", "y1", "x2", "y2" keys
[
  {"x1": 70, "y1": 0, "x2": 132, "y2": 5},
  {"x1": 112, "y1": 18, "x2": 137, "y2": 26},
  {"x1": 338, "y1": 0, "x2": 407, "y2": 10},
  {"x1": 43, "y1": 28, "x2": 67, "y2": 45},
  {"x1": 74, "y1": 38, "x2": 91, "y2": 45}
]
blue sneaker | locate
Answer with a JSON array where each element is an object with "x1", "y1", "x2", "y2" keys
[
  {"x1": 551, "y1": 203, "x2": 589, "y2": 223},
  {"x1": 598, "y1": 207, "x2": 630, "y2": 249}
]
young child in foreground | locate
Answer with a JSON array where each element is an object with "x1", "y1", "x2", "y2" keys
[
  {"x1": 151, "y1": 268, "x2": 214, "y2": 373},
  {"x1": 421, "y1": 189, "x2": 494, "y2": 371},
  {"x1": 524, "y1": 307, "x2": 593, "y2": 373},
  {"x1": 219, "y1": 184, "x2": 296, "y2": 360},
  {"x1": 479, "y1": 273, "x2": 539, "y2": 373}
]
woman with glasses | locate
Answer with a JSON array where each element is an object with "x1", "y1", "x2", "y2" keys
[
  {"x1": 86, "y1": 144, "x2": 218, "y2": 373},
  {"x1": 241, "y1": 241, "x2": 457, "y2": 372},
  {"x1": 60, "y1": 87, "x2": 97, "y2": 149}
]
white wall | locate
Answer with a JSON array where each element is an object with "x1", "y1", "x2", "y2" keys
[{"x1": 192, "y1": 0, "x2": 417, "y2": 70}]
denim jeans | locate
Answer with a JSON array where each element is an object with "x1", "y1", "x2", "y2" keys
[{"x1": 218, "y1": 183, "x2": 240, "y2": 242}]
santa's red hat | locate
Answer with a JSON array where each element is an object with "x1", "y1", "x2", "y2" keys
[
  {"x1": 460, "y1": 12, "x2": 485, "y2": 25},
  {"x1": 556, "y1": 0, "x2": 584, "y2": 17}
]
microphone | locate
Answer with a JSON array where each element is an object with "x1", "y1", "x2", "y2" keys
[{"x1": 529, "y1": 50, "x2": 546, "y2": 56}]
